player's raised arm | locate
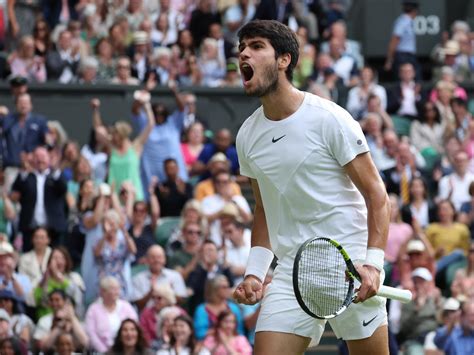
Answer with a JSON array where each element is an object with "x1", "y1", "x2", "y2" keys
[
  {"x1": 344, "y1": 152, "x2": 390, "y2": 302},
  {"x1": 233, "y1": 178, "x2": 273, "y2": 305}
]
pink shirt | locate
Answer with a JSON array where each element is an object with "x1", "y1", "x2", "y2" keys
[
  {"x1": 203, "y1": 335, "x2": 252, "y2": 355},
  {"x1": 180, "y1": 143, "x2": 199, "y2": 168},
  {"x1": 385, "y1": 222, "x2": 413, "y2": 263}
]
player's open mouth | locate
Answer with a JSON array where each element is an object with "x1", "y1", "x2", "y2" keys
[{"x1": 241, "y1": 63, "x2": 254, "y2": 83}]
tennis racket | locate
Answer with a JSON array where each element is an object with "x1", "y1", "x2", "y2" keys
[{"x1": 293, "y1": 237, "x2": 412, "y2": 319}]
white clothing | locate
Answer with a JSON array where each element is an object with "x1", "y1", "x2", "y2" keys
[
  {"x1": 33, "y1": 170, "x2": 48, "y2": 226},
  {"x1": 131, "y1": 268, "x2": 187, "y2": 302},
  {"x1": 437, "y1": 172, "x2": 474, "y2": 211},
  {"x1": 18, "y1": 247, "x2": 52, "y2": 287},
  {"x1": 398, "y1": 82, "x2": 418, "y2": 117},
  {"x1": 346, "y1": 84, "x2": 387, "y2": 119},
  {"x1": 33, "y1": 314, "x2": 53, "y2": 340}
]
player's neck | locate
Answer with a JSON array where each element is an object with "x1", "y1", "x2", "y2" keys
[{"x1": 261, "y1": 84, "x2": 305, "y2": 121}]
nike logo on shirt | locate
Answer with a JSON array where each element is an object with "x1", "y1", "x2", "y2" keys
[
  {"x1": 272, "y1": 135, "x2": 286, "y2": 143},
  {"x1": 362, "y1": 315, "x2": 377, "y2": 327}
]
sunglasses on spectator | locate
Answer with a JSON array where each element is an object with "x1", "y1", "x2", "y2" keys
[{"x1": 185, "y1": 229, "x2": 201, "y2": 235}]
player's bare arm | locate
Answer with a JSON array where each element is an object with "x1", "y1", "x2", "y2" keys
[
  {"x1": 344, "y1": 152, "x2": 390, "y2": 302},
  {"x1": 233, "y1": 178, "x2": 272, "y2": 305}
]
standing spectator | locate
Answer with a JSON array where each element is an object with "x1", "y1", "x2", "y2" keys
[
  {"x1": 41, "y1": 0, "x2": 79, "y2": 30},
  {"x1": 181, "y1": 122, "x2": 205, "y2": 175},
  {"x1": 132, "y1": 83, "x2": 188, "y2": 198},
  {"x1": 32, "y1": 19, "x2": 52, "y2": 58},
  {"x1": 450, "y1": 241, "x2": 474, "y2": 299},
  {"x1": 8, "y1": 35, "x2": 46, "y2": 83},
  {"x1": 155, "y1": 158, "x2": 193, "y2": 217},
  {"x1": 131, "y1": 245, "x2": 187, "y2": 311},
  {"x1": 384, "y1": 0, "x2": 420, "y2": 80},
  {"x1": 189, "y1": 0, "x2": 221, "y2": 49},
  {"x1": 85, "y1": 276, "x2": 138, "y2": 353},
  {"x1": 434, "y1": 300, "x2": 474, "y2": 354},
  {"x1": 387, "y1": 62, "x2": 423, "y2": 119},
  {"x1": 6, "y1": 0, "x2": 41, "y2": 46},
  {"x1": 321, "y1": 20, "x2": 363, "y2": 69},
  {"x1": 11, "y1": 146, "x2": 68, "y2": 251},
  {"x1": 222, "y1": 0, "x2": 256, "y2": 44},
  {"x1": 437, "y1": 151, "x2": 474, "y2": 211},
  {"x1": 203, "y1": 310, "x2": 252, "y2": 355},
  {"x1": 1, "y1": 93, "x2": 48, "y2": 188},
  {"x1": 108, "y1": 318, "x2": 153, "y2": 355},
  {"x1": 129, "y1": 197, "x2": 159, "y2": 266},
  {"x1": 45, "y1": 30, "x2": 81, "y2": 83},
  {"x1": 18, "y1": 226, "x2": 52, "y2": 287},
  {"x1": 130, "y1": 31, "x2": 151, "y2": 82}
]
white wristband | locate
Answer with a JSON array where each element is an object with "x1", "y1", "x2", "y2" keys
[
  {"x1": 244, "y1": 247, "x2": 274, "y2": 283},
  {"x1": 364, "y1": 248, "x2": 385, "y2": 272}
]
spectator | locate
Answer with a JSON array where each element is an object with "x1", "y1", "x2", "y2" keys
[
  {"x1": 95, "y1": 38, "x2": 115, "y2": 82},
  {"x1": 0, "y1": 336, "x2": 27, "y2": 355},
  {"x1": 387, "y1": 62, "x2": 423, "y2": 119},
  {"x1": 42, "y1": 1, "x2": 79, "y2": 30},
  {"x1": 8, "y1": 75, "x2": 29, "y2": 100},
  {"x1": 194, "y1": 129, "x2": 240, "y2": 179},
  {"x1": 151, "y1": 13, "x2": 178, "y2": 48},
  {"x1": 108, "y1": 21, "x2": 128, "y2": 58},
  {"x1": 85, "y1": 276, "x2": 138, "y2": 353},
  {"x1": 364, "y1": 94, "x2": 393, "y2": 131},
  {"x1": 45, "y1": 30, "x2": 81, "y2": 83},
  {"x1": 222, "y1": 0, "x2": 256, "y2": 44},
  {"x1": 0, "y1": 182, "x2": 15, "y2": 240},
  {"x1": 7, "y1": 0, "x2": 41, "y2": 46},
  {"x1": 219, "y1": 59, "x2": 243, "y2": 88},
  {"x1": 384, "y1": 0, "x2": 420, "y2": 80},
  {"x1": 410, "y1": 101, "x2": 448, "y2": 156},
  {"x1": 38, "y1": 303, "x2": 89, "y2": 354},
  {"x1": 131, "y1": 245, "x2": 187, "y2": 311},
  {"x1": 157, "y1": 314, "x2": 210, "y2": 355},
  {"x1": 208, "y1": 23, "x2": 236, "y2": 64},
  {"x1": 106, "y1": 92, "x2": 154, "y2": 201},
  {"x1": 433, "y1": 80, "x2": 456, "y2": 125},
  {"x1": 429, "y1": 66, "x2": 468, "y2": 103},
  {"x1": 129, "y1": 197, "x2": 159, "y2": 266},
  {"x1": 32, "y1": 19, "x2": 51, "y2": 58},
  {"x1": 132, "y1": 84, "x2": 188, "y2": 198},
  {"x1": 0, "y1": 289, "x2": 34, "y2": 345},
  {"x1": 321, "y1": 20, "x2": 363, "y2": 69},
  {"x1": 0, "y1": 241, "x2": 30, "y2": 299},
  {"x1": 454, "y1": 33, "x2": 474, "y2": 82},
  {"x1": 76, "y1": 56, "x2": 99, "y2": 84},
  {"x1": 451, "y1": 97, "x2": 473, "y2": 143},
  {"x1": 189, "y1": 0, "x2": 221, "y2": 49},
  {"x1": 221, "y1": 220, "x2": 251, "y2": 284},
  {"x1": 181, "y1": 122, "x2": 205, "y2": 175},
  {"x1": 1, "y1": 93, "x2": 48, "y2": 189},
  {"x1": 397, "y1": 267, "x2": 441, "y2": 354},
  {"x1": 432, "y1": 40, "x2": 461, "y2": 81},
  {"x1": 203, "y1": 310, "x2": 252, "y2": 355},
  {"x1": 110, "y1": 56, "x2": 141, "y2": 85},
  {"x1": 155, "y1": 158, "x2": 193, "y2": 217},
  {"x1": 60, "y1": 140, "x2": 81, "y2": 182},
  {"x1": 198, "y1": 38, "x2": 226, "y2": 87},
  {"x1": 11, "y1": 146, "x2": 68, "y2": 251},
  {"x1": 346, "y1": 66, "x2": 386, "y2": 120},
  {"x1": 193, "y1": 275, "x2": 243, "y2": 341},
  {"x1": 94, "y1": 210, "x2": 136, "y2": 299},
  {"x1": 327, "y1": 37, "x2": 359, "y2": 87},
  {"x1": 437, "y1": 150, "x2": 474, "y2": 211},
  {"x1": 140, "y1": 284, "x2": 178, "y2": 344},
  {"x1": 176, "y1": 54, "x2": 203, "y2": 87},
  {"x1": 154, "y1": 306, "x2": 185, "y2": 351},
  {"x1": 53, "y1": 333, "x2": 78, "y2": 355},
  {"x1": 33, "y1": 247, "x2": 84, "y2": 319},
  {"x1": 434, "y1": 299, "x2": 474, "y2": 354},
  {"x1": 187, "y1": 241, "x2": 234, "y2": 314},
  {"x1": 148, "y1": 47, "x2": 174, "y2": 85},
  {"x1": 459, "y1": 182, "x2": 474, "y2": 235},
  {"x1": 46, "y1": 120, "x2": 69, "y2": 151},
  {"x1": 8, "y1": 35, "x2": 46, "y2": 83},
  {"x1": 401, "y1": 176, "x2": 437, "y2": 229},
  {"x1": 18, "y1": 226, "x2": 52, "y2": 287},
  {"x1": 130, "y1": 31, "x2": 151, "y2": 82},
  {"x1": 450, "y1": 241, "x2": 474, "y2": 299},
  {"x1": 108, "y1": 318, "x2": 152, "y2": 355}
]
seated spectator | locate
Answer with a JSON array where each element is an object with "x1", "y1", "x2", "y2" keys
[
  {"x1": 155, "y1": 159, "x2": 193, "y2": 217},
  {"x1": 432, "y1": 80, "x2": 456, "y2": 125},
  {"x1": 94, "y1": 210, "x2": 136, "y2": 299},
  {"x1": 0, "y1": 336, "x2": 27, "y2": 355},
  {"x1": 38, "y1": 303, "x2": 89, "y2": 354},
  {"x1": 0, "y1": 289, "x2": 34, "y2": 345},
  {"x1": 387, "y1": 62, "x2": 423, "y2": 119},
  {"x1": 327, "y1": 37, "x2": 359, "y2": 87},
  {"x1": 203, "y1": 310, "x2": 252, "y2": 355},
  {"x1": 321, "y1": 20, "x2": 363, "y2": 69},
  {"x1": 107, "y1": 318, "x2": 153, "y2": 355},
  {"x1": 437, "y1": 151, "x2": 474, "y2": 211},
  {"x1": 221, "y1": 220, "x2": 251, "y2": 284},
  {"x1": 401, "y1": 177, "x2": 437, "y2": 230},
  {"x1": 429, "y1": 66, "x2": 468, "y2": 103},
  {"x1": 11, "y1": 146, "x2": 68, "y2": 251},
  {"x1": 459, "y1": 182, "x2": 474, "y2": 235},
  {"x1": 219, "y1": 59, "x2": 244, "y2": 88},
  {"x1": 0, "y1": 242, "x2": 31, "y2": 302},
  {"x1": 46, "y1": 120, "x2": 68, "y2": 151},
  {"x1": 454, "y1": 33, "x2": 474, "y2": 82},
  {"x1": 66, "y1": 156, "x2": 93, "y2": 212},
  {"x1": 346, "y1": 66, "x2": 387, "y2": 121},
  {"x1": 53, "y1": 333, "x2": 79, "y2": 355},
  {"x1": 18, "y1": 226, "x2": 52, "y2": 287},
  {"x1": 33, "y1": 247, "x2": 84, "y2": 319},
  {"x1": 410, "y1": 101, "x2": 448, "y2": 156},
  {"x1": 193, "y1": 276, "x2": 243, "y2": 341},
  {"x1": 167, "y1": 221, "x2": 204, "y2": 281},
  {"x1": 450, "y1": 241, "x2": 474, "y2": 299},
  {"x1": 187, "y1": 242, "x2": 235, "y2": 317},
  {"x1": 151, "y1": 12, "x2": 178, "y2": 48},
  {"x1": 32, "y1": 19, "x2": 52, "y2": 59},
  {"x1": 8, "y1": 35, "x2": 46, "y2": 83},
  {"x1": 110, "y1": 56, "x2": 141, "y2": 85},
  {"x1": 129, "y1": 198, "x2": 159, "y2": 266},
  {"x1": 140, "y1": 284, "x2": 178, "y2": 344},
  {"x1": 194, "y1": 153, "x2": 242, "y2": 201},
  {"x1": 451, "y1": 97, "x2": 473, "y2": 143},
  {"x1": 364, "y1": 94, "x2": 393, "y2": 131},
  {"x1": 45, "y1": 30, "x2": 81, "y2": 83},
  {"x1": 59, "y1": 140, "x2": 81, "y2": 183},
  {"x1": 198, "y1": 38, "x2": 226, "y2": 87},
  {"x1": 85, "y1": 276, "x2": 138, "y2": 353},
  {"x1": 181, "y1": 122, "x2": 205, "y2": 176},
  {"x1": 157, "y1": 314, "x2": 210, "y2": 355},
  {"x1": 131, "y1": 245, "x2": 187, "y2": 311},
  {"x1": 397, "y1": 268, "x2": 441, "y2": 354},
  {"x1": 434, "y1": 299, "x2": 474, "y2": 353},
  {"x1": 95, "y1": 38, "x2": 115, "y2": 82},
  {"x1": 148, "y1": 47, "x2": 174, "y2": 85},
  {"x1": 361, "y1": 113, "x2": 385, "y2": 164},
  {"x1": 34, "y1": 289, "x2": 68, "y2": 349},
  {"x1": 76, "y1": 56, "x2": 99, "y2": 84}
]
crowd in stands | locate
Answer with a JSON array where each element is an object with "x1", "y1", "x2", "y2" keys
[{"x1": 0, "y1": 0, "x2": 474, "y2": 354}]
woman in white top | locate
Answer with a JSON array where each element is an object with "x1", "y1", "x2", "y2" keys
[{"x1": 18, "y1": 227, "x2": 52, "y2": 287}]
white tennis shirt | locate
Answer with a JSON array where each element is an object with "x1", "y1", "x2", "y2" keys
[{"x1": 236, "y1": 93, "x2": 370, "y2": 268}]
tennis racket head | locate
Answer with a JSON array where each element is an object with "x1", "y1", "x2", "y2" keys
[{"x1": 293, "y1": 237, "x2": 357, "y2": 319}]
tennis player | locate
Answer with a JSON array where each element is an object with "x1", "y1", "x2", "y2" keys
[{"x1": 233, "y1": 20, "x2": 391, "y2": 355}]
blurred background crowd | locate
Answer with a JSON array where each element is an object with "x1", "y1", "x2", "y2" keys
[{"x1": 0, "y1": 0, "x2": 474, "y2": 354}]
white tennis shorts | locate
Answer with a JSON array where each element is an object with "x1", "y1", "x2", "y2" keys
[{"x1": 255, "y1": 262, "x2": 387, "y2": 345}]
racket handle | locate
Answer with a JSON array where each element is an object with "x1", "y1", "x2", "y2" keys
[{"x1": 377, "y1": 286, "x2": 412, "y2": 303}]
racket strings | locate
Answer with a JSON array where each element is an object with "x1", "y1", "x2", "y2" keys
[{"x1": 297, "y1": 239, "x2": 352, "y2": 317}]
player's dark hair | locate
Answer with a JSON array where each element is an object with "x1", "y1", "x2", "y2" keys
[{"x1": 238, "y1": 20, "x2": 299, "y2": 81}]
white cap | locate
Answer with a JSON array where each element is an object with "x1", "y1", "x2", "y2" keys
[
  {"x1": 411, "y1": 267, "x2": 432, "y2": 281},
  {"x1": 443, "y1": 297, "x2": 460, "y2": 311},
  {"x1": 407, "y1": 239, "x2": 425, "y2": 254}
]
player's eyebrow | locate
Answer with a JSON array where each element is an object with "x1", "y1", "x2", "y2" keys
[{"x1": 238, "y1": 39, "x2": 266, "y2": 52}]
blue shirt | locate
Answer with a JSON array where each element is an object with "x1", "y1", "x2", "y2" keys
[
  {"x1": 0, "y1": 273, "x2": 32, "y2": 301},
  {"x1": 393, "y1": 14, "x2": 416, "y2": 54},
  {"x1": 434, "y1": 325, "x2": 474, "y2": 355},
  {"x1": 198, "y1": 143, "x2": 240, "y2": 177},
  {"x1": 1, "y1": 113, "x2": 48, "y2": 167}
]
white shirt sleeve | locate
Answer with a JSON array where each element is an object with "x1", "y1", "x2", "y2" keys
[{"x1": 236, "y1": 123, "x2": 256, "y2": 179}]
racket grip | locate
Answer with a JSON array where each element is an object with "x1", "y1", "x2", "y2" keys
[{"x1": 377, "y1": 286, "x2": 412, "y2": 303}]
